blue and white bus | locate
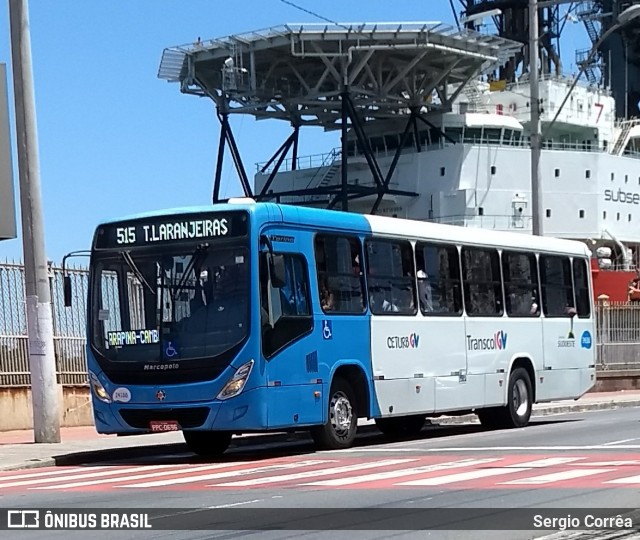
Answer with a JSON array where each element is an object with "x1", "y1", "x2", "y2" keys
[{"x1": 77, "y1": 199, "x2": 596, "y2": 456}]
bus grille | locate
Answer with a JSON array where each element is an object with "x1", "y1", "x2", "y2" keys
[{"x1": 119, "y1": 407, "x2": 210, "y2": 429}]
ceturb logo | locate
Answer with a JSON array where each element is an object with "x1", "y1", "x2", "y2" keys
[
  {"x1": 387, "y1": 333, "x2": 420, "y2": 349},
  {"x1": 604, "y1": 189, "x2": 640, "y2": 205},
  {"x1": 466, "y1": 330, "x2": 508, "y2": 351}
]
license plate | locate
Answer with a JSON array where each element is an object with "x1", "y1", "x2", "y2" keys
[{"x1": 149, "y1": 420, "x2": 179, "y2": 432}]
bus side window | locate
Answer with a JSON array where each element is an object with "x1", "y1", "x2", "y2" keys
[
  {"x1": 415, "y1": 242, "x2": 462, "y2": 315},
  {"x1": 502, "y1": 251, "x2": 540, "y2": 317},
  {"x1": 314, "y1": 234, "x2": 365, "y2": 314},
  {"x1": 461, "y1": 247, "x2": 503, "y2": 316},
  {"x1": 572, "y1": 258, "x2": 591, "y2": 318},
  {"x1": 539, "y1": 255, "x2": 575, "y2": 317},
  {"x1": 365, "y1": 239, "x2": 416, "y2": 315}
]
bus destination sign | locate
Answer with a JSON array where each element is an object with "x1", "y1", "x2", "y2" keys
[{"x1": 94, "y1": 211, "x2": 248, "y2": 249}]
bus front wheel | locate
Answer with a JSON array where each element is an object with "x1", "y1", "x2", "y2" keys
[
  {"x1": 311, "y1": 377, "x2": 357, "y2": 450},
  {"x1": 477, "y1": 367, "x2": 532, "y2": 429},
  {"x1": 183, "y1": 430, "x2": 232, "y2": 457}
]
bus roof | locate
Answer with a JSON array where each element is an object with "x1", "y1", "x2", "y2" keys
[{"x1": 97, "y1": 200, "x2": 590, "y2": 257}]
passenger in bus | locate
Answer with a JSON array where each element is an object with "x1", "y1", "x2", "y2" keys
[
  {"x1": 280, "y1": 273, "x2": 308, "y2": 315},
  {"x1": 381, "y1": 298, "x2": 399, "y2": 312},
  {"x1": 319, "y1": 278, "x2": 335, "y2": 311},
  {"x1": 529, "y1": 292, "x2": 540, "y2": 315},
  {"x1": 417, "y1": 270, "x2": 433, "y2": 312}
]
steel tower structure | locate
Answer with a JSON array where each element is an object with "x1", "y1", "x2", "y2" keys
[{"x1": 458, "y1": 0, "x2": 640, "y2": 118}]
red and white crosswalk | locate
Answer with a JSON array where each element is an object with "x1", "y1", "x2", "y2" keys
[{"x1": 2, "y1": 454, "x2": 640, "y2": 492}]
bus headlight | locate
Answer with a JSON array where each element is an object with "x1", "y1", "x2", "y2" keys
[
  {"x1": 217, "y1": 360, "x2": 254, "y2": 401},
  {"x1": 89, "y1": 371, "x2": 111, "y2": 403}
]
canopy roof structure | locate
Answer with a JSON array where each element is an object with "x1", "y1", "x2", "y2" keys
[{"x1": 159, "y1": 22, "x2": 521, "y2": 126}]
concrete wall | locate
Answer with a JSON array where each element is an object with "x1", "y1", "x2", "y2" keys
[
  {"x1": 592, "y1": 370, "x2": 640, "y2": 392},
  {"x1": 0, "y1": 386, "x2": 92, "y2": 431},
  {"x1": 0, "y1": 373, "x2": 636, "y2": 431}
]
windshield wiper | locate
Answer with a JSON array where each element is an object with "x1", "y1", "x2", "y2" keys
[
  {"x1": 121, "y1": 251, "x2": 155, "y2": 295},
  {"x1": 171, "y1": 243, "x2": 210, "y2": 301}
]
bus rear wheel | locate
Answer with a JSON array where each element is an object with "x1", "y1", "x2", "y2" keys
[
  {"x1": 183, "y1": 430, "x2": 232, "y2": 457},
  {"x1": 477, "y1": 367, "x2": 533, "y2": 429},
  {"x1": 375, "y1": 415, "x2": 425, "y2": 439},
  {"x1": 311, "y1": 377, "x2": 357, "y2": 450}
]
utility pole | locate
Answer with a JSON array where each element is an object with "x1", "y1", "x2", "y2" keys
[
  {"x1": 8, "y1": 0, "x2": 61, "y2": 443},
  {"x1": 529, "y1": 0, "x2": 543, "y2": 236}
]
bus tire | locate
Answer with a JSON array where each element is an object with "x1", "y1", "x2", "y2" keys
[
  {"x1": 311, "y1": 377, "x2": 357, "y2": 450},
  {"x1": 478, "y1": 367, "x2": 532, "y2": 429},
  {"x1": 183, "y1": 430, "x2": 232, "y2": 457},
  {"x1": 375, "y1": 415, "x2": 425, "y2": 439}
]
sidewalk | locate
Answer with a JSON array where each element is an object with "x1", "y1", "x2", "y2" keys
[{"x1": 1, "y1": 390, "x2": 639, "y2": 472}]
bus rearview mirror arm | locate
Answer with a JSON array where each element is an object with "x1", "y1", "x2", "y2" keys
[
  {"x1": 61, "y1": 250, "x2": 92, "y2": 307},
  {"x1": 260, "y1": 234, "x2": 286, "y2": 288}
]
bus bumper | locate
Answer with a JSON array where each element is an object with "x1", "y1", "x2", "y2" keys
[{"x1": 91, "y1": 386, "x2": 273, "y2": 435}]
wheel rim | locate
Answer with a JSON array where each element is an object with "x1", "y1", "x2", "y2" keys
[
  {"x1": 513, "y1": 378, "x2": 529, "y2": 417},
  {"x1": 330, "y1": 390, "x2": 353, "y2": 436}
]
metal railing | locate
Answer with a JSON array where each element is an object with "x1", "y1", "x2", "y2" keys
[
  {"x1": 0, "y1": 260, "x2": 89, "y2": 386},
  {"x1": 596, "y1": 301, "x2": 640, "y2": 372},
  {"x1": 2, "y1": 260, "x2": 640, "y2": 385}
]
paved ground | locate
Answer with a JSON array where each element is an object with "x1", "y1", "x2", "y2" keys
[
  {"x1": 1, "y1": 390, "x2": 639, "y2": 472},
  {"x1": 3, "y1": 407, "x2": 640, "y2": 539}
]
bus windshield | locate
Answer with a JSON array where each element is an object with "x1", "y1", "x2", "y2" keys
[{"x1": 90, "y1": 242, "x2": 250, "y2": 365}]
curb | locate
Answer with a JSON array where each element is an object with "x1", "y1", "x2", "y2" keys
[
  {"x1": 3, "y1": 399, "x2": 640, "y2": 472},
  {"x1": 433, "y1": 399, "x2": 640, "y2": 425}
]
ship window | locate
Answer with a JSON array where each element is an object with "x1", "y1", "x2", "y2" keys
[
  {"x1": 579, "y1": 210, "x2": 585, "y2": 218},
  {"x1": 617, "y1": 212, "x2": 621, "y2": 221},
  {"x1": 586, "y1": 170, "x2": 591, "y2": 179},
  {"x1": 603, "y1": 211, "x2": 607, "y2": 220},
  {"x1": 546, "y1": 209, "x2": 551, "y2": 218},
  {"x1": 370, "y1": 136, "x2": 384, "y2": 153},
  {"x1": 625, "y1": 175, "x2": 629, "y2": 184},
  {"x1": 440, "y1": 167, "x2": 446, "y2": 176},
  {"x1": 484, "y1": 128, "x2": 502, "y2": 143},
  {"x1": 491, "y1": 165, "x2": 497, "y2": 175},
  {"x1": 384, "y1": 134, "x2": 399, "y2": 151},
  {"x1": 554, "y1": 169, "x2": 560, "y2": 177},
  {"x1": 629, "y1": 214, "x2": 633, "y2": 222},
  {"x1": 478, "y1": 207, "x2": 484, "y2": 216},
  {"x1": 611, "y1": 172, "x2": 615, "y2": 181},
  {"x1": 445, "y1": 128, "x2": 462, "y2": 142},
  {"x1": 464, "y1": 128, "x2": 481, "y2": 141}
]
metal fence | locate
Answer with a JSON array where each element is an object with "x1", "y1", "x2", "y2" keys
[
  {"x1": 596, "y1": 301, "x2": 640, "y2": 371},
  {"x1": 1, "y1": 259, "x2": 640, "y2": 386},
  {"x1": 0, "y1": 260, "x2": 88, "y2": 386}
]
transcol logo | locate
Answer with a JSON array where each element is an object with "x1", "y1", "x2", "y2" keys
[
  {"x1": 387, "y1": 333, "x2": 420, "y2": 349},
  {"x1": 466, "y1": 330, "x2": 508, "y2": 351}
]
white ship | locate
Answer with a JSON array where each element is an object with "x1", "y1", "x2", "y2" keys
[
  {"x1": 254, "y1": 75, "x2": 640, "y2": 298},
  {"x1": 159, "y1": 6, "x2": 640, "y2": 300}
]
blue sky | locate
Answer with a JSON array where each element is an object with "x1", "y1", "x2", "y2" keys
[{"x1": 0, "y1": 1, "x2": 588, "y2": 264}]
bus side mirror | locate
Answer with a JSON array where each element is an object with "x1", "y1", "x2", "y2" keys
[
  {"x1": 63, "y1": 276, "x2": 73, "y2": 307},
  {"x1": 269, "y1": 254, "x2": 287, "y2": 289}
]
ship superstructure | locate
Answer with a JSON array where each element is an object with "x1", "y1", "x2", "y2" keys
[{"x1": 159, "y1": 3, "x2": 640, "y2": 300}]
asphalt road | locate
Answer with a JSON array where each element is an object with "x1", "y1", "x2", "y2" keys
[{"x1": 2, "y1": 407, "x2": 640, "y2": 540}]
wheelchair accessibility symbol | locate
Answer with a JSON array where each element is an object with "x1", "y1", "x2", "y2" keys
[
  {"x1": 322, "y1": 320, "x2": 333, "y2": 340},
  {"x1": 164, "y1": 341, "x2": 179, "y2": 359}
]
